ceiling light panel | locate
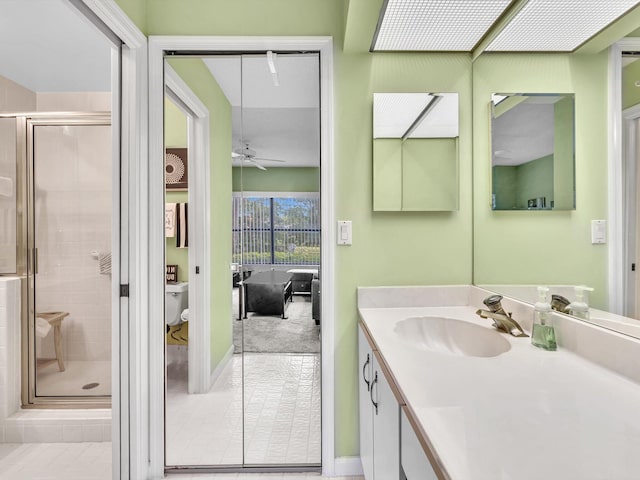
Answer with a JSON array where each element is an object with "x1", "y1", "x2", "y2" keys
[
  {"x1": 487, "y1": 0, "x2": 640, "y2": 51},
  {"x1": 373, "y1": 0, "x2": 512, "y2": 51}
]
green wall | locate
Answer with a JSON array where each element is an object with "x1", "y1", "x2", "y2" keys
[
  {"x1": 493, "y1": 155, "x2": 553, "y2": 210},
  {"x1": 516, "y1": 155, "x2": 553, "y2": 208},
  {"x1": 137, "y1": 1, "x2": 474, "y2": 458},
  {"x1": 232, "y1": 167, "x2": 319, "y2": 192},
  {"x1": 473, "y1": 53, "x2": 608, "y2": 309},
  {"x1": 167, "y1": 57, "x2": 234, "y2": 376}
]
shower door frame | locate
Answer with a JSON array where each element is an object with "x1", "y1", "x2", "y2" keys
[{"x1": 20, "y1": 113, "x2": 114, "y2": 408}]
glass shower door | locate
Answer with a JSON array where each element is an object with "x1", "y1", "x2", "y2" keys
[{"x1": 29, "y1": 116, "x2": 112, "y2": 400}]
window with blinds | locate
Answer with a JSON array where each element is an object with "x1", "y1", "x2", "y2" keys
[{"x1": 232, "y1": 195, "x2": 320, "y2": 265}]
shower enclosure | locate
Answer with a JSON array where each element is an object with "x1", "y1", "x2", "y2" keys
[{"x1": 1, "y1": 113, "x2": 112, "y2": 406}]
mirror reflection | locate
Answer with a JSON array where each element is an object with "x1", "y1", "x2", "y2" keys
[
  {"x1": 164, "y1": 53, "x2": 321, "y2": 468},
  {"x1": 372, "y1": 93, "x2": 459, "y2": 211},
  {"x1": 491, "y1": 93, "x2": 575, "y2": 211}
]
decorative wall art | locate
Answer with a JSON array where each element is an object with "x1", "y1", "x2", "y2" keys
[{"x1": 165, "y1": 148, "x2": 188, "y2": 190}]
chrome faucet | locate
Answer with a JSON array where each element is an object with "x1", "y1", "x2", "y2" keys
[
  {"x1": 476, "y1": 294, "x2": 528, "y2": 337},
  {"x1": 550, "y1": 294, "x2": 571, "y2": 314}
]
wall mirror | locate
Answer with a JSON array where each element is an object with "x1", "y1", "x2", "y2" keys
[
  {"x1": 491, "y1": 93, "x2": 575, "y2": 211},
  {"x1": 373, "y1": 92, "x2": 459, "y2": 211},
  {"x1": 472, "y1": 45, "x2": 640, "y2": 340}
]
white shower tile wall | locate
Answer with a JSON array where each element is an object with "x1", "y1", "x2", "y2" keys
[
  {"x1": 0, "y1": 279, "x2": 21, "y2": 424},
  {"x1": 0, "y1": 278, "x2": 110, "y2": 444},
  {"x1": 33, "y1": 121, "x2": 112, "y2": 363}
]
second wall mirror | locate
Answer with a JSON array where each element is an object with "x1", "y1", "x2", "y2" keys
[{"x1": 491, "y1": 93, "x2": 575, "y2": 211}]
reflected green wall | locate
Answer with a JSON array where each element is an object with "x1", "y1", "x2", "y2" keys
[
  {"x1": 232, "y1": 167, "x2": 319, "y2": 192},
  {"x1": 474, "y1": 53, "x2": 608, "y2": 309},
  {"x1": 165, "y1": 98, "x2": 189, "y2": 282},
  {"x1": 493, "y1": 155, "x2": 553, "y2": 210},
  {"x1": 553, "y1": 95, "x2": 575, "y2": 209},
  {"x1": 167, "y1": 58, "x2": 233, "y2": 376}
]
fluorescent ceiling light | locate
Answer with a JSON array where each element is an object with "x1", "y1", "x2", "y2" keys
[
  {"x1": 373, "y1": 93, "x2": 433, "y2": 138},
  {"x1": 372, "y1": 0, "x2": 512, "y2": 51},
  {"x1": 409, "y1": 93, "x2": 459, "y2": 138},
  {"x1": 487, "y1": 0, "x2": 640, "y2": 51}
]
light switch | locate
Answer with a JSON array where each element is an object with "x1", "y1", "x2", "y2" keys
[
  {"x1": 337, "y1": 220, "x2": 352, "y2": 245},
  {"x1": 591, "y1": 220, "x2": 606, "y2": 244}
]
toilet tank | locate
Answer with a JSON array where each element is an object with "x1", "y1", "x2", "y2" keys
[{"x1": 166, "y1": 282, "x2": 188, "y2": 326}]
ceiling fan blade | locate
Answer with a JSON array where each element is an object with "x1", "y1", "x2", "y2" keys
[
  {"x1": 253, "y1": 158, "x2": 285, "y2": 163},
  {"x1": 246, "y1": 158, "x2": 267, "y2": 171},
  {"x1": 231, "y1": 151, "x2": 243, "y2": 158}
]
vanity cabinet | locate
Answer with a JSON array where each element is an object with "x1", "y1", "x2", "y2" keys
[
  {"x1": 401, "y1": 407, "x2": 438, "y2": 480},
  {"x1": 358, "y1": 326, "x2": 400, "y2": 480}
]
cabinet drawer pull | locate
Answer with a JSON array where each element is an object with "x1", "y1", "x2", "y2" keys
[
  {"x1": 362, "y1": 353, "x2": 371, "y2": 391},
  {"x1": 370, "y1": 371, "x2": 378, "y2": 415}
]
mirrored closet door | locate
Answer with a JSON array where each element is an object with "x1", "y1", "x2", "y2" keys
[{"x1": 164, "y1": 51, "x2": 321, "y2": 471}]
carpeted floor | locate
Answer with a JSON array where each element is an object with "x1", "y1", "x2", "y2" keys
[{"x1": 232, "y1": 288, "x2": 320, "y2": 354}]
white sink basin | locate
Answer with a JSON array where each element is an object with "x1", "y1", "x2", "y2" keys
[{"x1": 393, "y1": 316, "x2": 511, "y2": 357}]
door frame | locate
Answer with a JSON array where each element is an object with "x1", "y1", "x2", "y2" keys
[
  {"x1": 69, "y1": 1, "x2": 147, "y2": 479},
  {"x1": 148, "y1": 36, "x2": 335, "y2": 476},
  {"x1": 622, "y1": 104, "x2": 640, "y2": 316},
  {"x1": 610, "y1": 38, "x2": 640, "y2": 316},
  {"x1": 164, "y1": 64, "x2": 212, "y2": 394}
]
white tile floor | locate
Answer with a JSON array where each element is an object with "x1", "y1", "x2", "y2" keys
[
  {"x1": 0, "y1": 442, "x2": 111, "y2": 480},
  {"x1": 166, "y1": 353, "x2": 321, "y2": 466},
  {"x1": 36, "y1": 360, "x2": 111, "y2": 397},
  {"x1": 0, "y1": 442, "x2": 363, "y2": 480}
]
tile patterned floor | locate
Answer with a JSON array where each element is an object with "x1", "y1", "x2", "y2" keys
[
  {"x1": 0, "y1": 442, "x2": 111, "y2": 480},
  {"x1": 0, "y1": 441, "x2": 362, "y2": 480},
  {"x1": 166, "y1": 353, "x2": 321, "y2": 466}
]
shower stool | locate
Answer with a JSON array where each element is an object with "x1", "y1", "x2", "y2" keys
[{"x1": 36, "y1": 311, "x2": 69, "y2": 372}]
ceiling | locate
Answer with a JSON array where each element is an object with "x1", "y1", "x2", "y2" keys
[
  {"x1": 0, "y1": 0, "x2": 112, "y2": 93},
  {"x1": 203, "y1": 54, "x2": 320, "y2": 168},
  {"x1": 491, "y1": 96, "x2": 559, "y2": 167}
]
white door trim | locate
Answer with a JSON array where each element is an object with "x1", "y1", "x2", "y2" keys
[
  {"x1": 165, "y1": 65, "x2": 212, "y2": 394},
  {"x1": 72, "y1": 1, "x2": 148, "y2": 479},
  {"x1": 622, "y1": 103, "x2": 640, "y2": 316},
  {"x1": 610, "y1": 39, "x2": 640, "y2": 316},
  {"x1": 148, "y1": 36, "x2": 335, "y2": 476}
]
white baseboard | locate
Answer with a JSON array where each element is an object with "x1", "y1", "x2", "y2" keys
[
  {"x1": 334, "y1": 456, "x2": 364, "y2": 476},
  {"x1": 208, "y1": 344, "x2": 234, "y2": 389}
]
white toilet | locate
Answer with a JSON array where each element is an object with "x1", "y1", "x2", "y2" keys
[{"x1": 166, "y1": 282, "x2": 188, "y2": 326}]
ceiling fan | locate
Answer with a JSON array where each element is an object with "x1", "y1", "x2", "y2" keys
[{"x1": 231, "y1": 143, "x2": 286, "y2": 171}]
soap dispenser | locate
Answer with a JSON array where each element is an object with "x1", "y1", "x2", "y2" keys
[
  {"x1": 531, "y1": 286, "x2": 557, "y2": 351},
  {"x1": 568, "y1": 286, "x2": 594, "y2": 320}
]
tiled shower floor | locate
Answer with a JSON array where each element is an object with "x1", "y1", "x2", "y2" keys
[
  {"x1": 166, "y1": 353, "x2": 321, "y2": 466},
  {"x1": 36, "y1": 360, "x2": 111, "y2": 397}
]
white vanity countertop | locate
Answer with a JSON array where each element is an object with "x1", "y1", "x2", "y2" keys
[{"x1": 359, "y1": 305, "x2": 640, "y2": 480}]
